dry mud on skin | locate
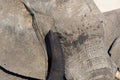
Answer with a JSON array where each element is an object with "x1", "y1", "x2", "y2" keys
[{"x1": 0, "y1": 0, "x2": 47, "y2": 79}]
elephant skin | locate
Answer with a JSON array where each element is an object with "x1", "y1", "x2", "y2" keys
[
  {"x1": 103, "y1": 9, "x2": 120, "y2": 71},
  {"x1": 0, "y1": 0, "x2": 47, "y2": 79},
  {"x1": 22, "y1": 0, "x2": 117, "y2": 80}
]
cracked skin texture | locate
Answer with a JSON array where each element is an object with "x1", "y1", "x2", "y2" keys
[{"x1": 0, "y1": 0, "x2": 47, "y2": 79}]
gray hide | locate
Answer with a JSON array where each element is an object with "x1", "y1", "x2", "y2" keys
[
  {"x1": 21, "y1": 0, "x2": 117, "y2": 80},
  {"x1": 104, "y1": 9, "x2": 120, "y2": 70},
  {"x1": 0, "y1": 0, "x2": 47, "y2": 79}
]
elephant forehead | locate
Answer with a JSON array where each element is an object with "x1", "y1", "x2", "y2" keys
[{"x1": 49, "y1": 0, "x2": 104, "y2": 38}]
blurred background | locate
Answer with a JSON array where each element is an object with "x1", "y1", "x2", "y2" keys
[{"x1": 93, "y1": 0, "x2": 120, "y2": 12}]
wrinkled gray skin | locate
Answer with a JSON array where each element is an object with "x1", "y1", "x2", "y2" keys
[
  {"x1": 103, "y1": 9, "x2": 120, "y2": 51},
  {"x1": 103, "y1": 9, "x2": 120, "y2": 71},
  {"x1": 21, "y1": 0, "x2": 117, "y2": 80}
]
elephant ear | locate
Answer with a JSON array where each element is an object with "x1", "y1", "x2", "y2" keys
[{"x1": 0, "y1": 0, "x2": 47, "y2": 79}]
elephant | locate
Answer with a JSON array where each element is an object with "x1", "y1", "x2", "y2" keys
[{"x1": 21, "y1": 0, "x2": 117, "y2": 80}]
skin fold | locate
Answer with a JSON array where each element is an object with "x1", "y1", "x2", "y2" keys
[{"x1": 45, "y1": 30, "x2": 65, "y2": 80}]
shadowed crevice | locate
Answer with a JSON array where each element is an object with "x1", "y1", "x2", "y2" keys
[
  {"x1": 45, "y1": 32, "x2": 52, "y2": 79},
  {"x1": 0, "y1": 66, "x2": 40, "y2": 80},
  {"x1": 45, "y1": 31, "x2": 66, "y2": 80},
  {"x1": 108, "y1": 38, "x2": 118, "y2": 56}
]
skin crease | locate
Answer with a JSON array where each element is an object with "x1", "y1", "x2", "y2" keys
[
  {"x1": 21, "y1": 0, "x2": 65, "y2": 79},
  {"x1": 21, "y1": 0, "x2": 117, "y2": 80}
]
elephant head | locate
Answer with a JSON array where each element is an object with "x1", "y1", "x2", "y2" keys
[{"x1": 21, "y1": 0, "x2": 117, "y2": 80}]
